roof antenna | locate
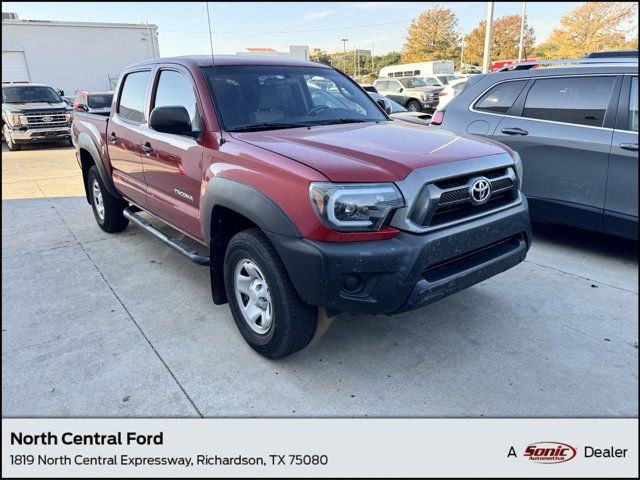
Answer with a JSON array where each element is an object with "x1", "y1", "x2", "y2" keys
[
  {"x1": 205, "y1": 2, "x2": 225, "y2": 146},
  {"x1": 206, "y1": 2, "x2": 215, "y2": 66}
]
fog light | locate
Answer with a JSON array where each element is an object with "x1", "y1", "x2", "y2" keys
[{"x1": 341, "y1": 275, "x2": 363, "y2": 293}]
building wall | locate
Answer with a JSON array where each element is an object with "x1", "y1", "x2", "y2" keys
[{"x1": 2, "y1": 20, "x2": 159, "y2": 95}]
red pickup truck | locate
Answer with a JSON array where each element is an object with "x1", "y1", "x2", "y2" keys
[{"x1": 72, "y1": 55, "x2": 531, "y2": 358}]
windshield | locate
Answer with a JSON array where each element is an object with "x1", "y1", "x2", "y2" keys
[
  {"x1": 88, "y1": 94, "x2": 113, "y2": 109},
  {"x1": 201, "y1": 65, "x2": 386, "y2": 131},
  {"x1": 2, "y1": 86, "x2": 62, "y2": 104},
  {"x1": 399, "y1": 77, "x2": 427, "y2": 88}
]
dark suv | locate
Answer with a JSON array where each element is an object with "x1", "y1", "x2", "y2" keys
[
  {"x1": 374, "y1": 77, "x2": 442, "y2": 112},
  {"x1": 432, "y1": 59, "x2": 638, "y2": 239}
]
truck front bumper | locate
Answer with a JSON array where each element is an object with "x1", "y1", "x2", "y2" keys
[
  {"x1": 9, "y1": 127, "x2": 71, "y2": 143},
  {"x1": 267, "y1": 199, "x2": 531, "y2": 315}
]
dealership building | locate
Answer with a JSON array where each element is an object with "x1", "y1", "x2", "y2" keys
[{"x1": 1, "y1": 12, "x2": 159, "y2": 95}]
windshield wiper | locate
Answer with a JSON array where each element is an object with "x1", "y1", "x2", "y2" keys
[
  {"x1": 227, "y1": 122, "x2": 309, "y2": 132},
  {"x1": 312, "y1": 118, "x2": 373, "y2": 126}
]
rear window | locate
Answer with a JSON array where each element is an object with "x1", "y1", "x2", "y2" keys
[
  {"x1": 117, "y1": 71, "x2": 150, "y2": 123},
  {"x1": 522, "y1": 76, "x2": 616, "y2": 127},
  {"x1": 474, "y1": 80, "x2": 527, "y2": 114}
]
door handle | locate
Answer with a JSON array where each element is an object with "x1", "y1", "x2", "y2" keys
[
  {"x1": 107, "y1": 132, "x2": 117, "y2": 143},
  {"x1": 619, "y1": 143, "x2": 638, "y2": 152},
  {"x1": 501, "y1": 127, "x2": 529, "y2": 136},
  {"x1": 141, "y1": 142, "x2": 154, "y2": 154}
]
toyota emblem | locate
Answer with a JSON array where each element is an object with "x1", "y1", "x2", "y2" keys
[{"x1": 469, "y1": 177, "x2": 491, "y2": 204}]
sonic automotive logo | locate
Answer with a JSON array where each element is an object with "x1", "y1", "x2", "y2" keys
[{"x1": 524, "y1": 441, "x2": 577, "y2": 463}]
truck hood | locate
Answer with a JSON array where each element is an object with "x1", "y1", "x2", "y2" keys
[
  {"x1": 230, "y1": 121, "x2": 509, "y2": 182},
  {"x1": 2, "y1": 102, "x2": 69, "y2": 113}
]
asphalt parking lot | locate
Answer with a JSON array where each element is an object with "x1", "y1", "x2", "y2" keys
[{"x1": 2, "y1": 142, "x2": 638, "y2": 418}]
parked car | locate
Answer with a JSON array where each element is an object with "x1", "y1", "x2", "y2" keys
[
  {"x1": 435, "y1": 81, "x2": 468, "y2": 110},
  {"x1": 431, "y1": 58, "x2": 638, "y2": 239},
  {"x1": 420, "y1": 74, "x2": 466, "y2": 88},
  {"x1": 73, "y1": 55, "x2": 530, "y2": 358},
  {"x1": 368, "y1": 92, "x2": 431, "y2": 125},
  {"x1": 2, "y1": 82, "x2": 73, "y2": 151},
  {"x1": 373, "y1": 77, "x2": 442, "y2": 112},
  {"x1": 73, "y1": 91, "x2": 114, "y2": 115}
]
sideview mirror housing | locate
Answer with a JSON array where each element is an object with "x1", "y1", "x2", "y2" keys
[{"x1": 149, "y1": 105, "x2": 194, "y2": 136}]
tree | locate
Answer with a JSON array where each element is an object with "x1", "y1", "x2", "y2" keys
[
  {"x1": 401, "y1": 7, "x2": 459, "y2": 63},
  {"x1": 536, "y1": 2, "x2": 638, "y2": 59},
  {"x1": 463, "y1": 14, "x2": 535, "y2": 66}
]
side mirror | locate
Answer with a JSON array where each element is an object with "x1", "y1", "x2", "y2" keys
[
  {"x1": 149, "y1": 105, "x2": 194, "y2": 136},
  {"x1": 376, "y1": 99, "x2": 387, "y2": 110},
  {"x1": 396, "y1": 87, "x2": 404, "y2": 93}
]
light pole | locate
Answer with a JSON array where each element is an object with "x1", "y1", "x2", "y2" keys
[
  {"x1": 482, "y1": 2, "x2": 494, "y2": 74},
  {"x1": 517, "y1": 2, "x2": 527, "y2": 62},
  {"x1": 341, "y1": 38, "x2": 349, "y2": 72}
]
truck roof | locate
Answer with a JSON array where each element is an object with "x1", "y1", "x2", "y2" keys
[{"x1": 127, "y1": 54, "x2": 332, "y2": 70}]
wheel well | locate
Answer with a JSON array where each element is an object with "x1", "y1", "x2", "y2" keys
[
  {"x1": 209, "y1": 206, "x2": 259, "y2": 305},
  {"x1": 79, "y1": 148, "x2": 95, "y2": 203}
]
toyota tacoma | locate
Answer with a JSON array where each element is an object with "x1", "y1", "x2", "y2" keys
[{"x1": 72, "y1": 55, "x2": 531, "y2": 358}]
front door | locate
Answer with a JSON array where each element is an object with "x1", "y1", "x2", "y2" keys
[
  {"x1": 605, "y1": 75, "x2": 638, "y2": 238},
  {"x1": 107, "y1": 70, "x2": 151, "y2": 208},
  {"x1": 492, "y1": 75, "x2": 618, "y2": 230},
  {"x1": 140, "y1": 67, "x2": 205, "y2": 240}
]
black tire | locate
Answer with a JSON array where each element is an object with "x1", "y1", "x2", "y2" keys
[
  {"x1": 87, "y1": 166, "x2": 128, "y2": 233},
  {"x1": 3, "y1": 127, "x2": 21, "y2": 151},
  {"x1": 406, "y1": 100, "x2": 421, "y2": 112},
  {"x1": 224, "y1": 228, "x2": 318, "y2": 359}
]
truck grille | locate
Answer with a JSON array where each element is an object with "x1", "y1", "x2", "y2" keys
[
  {"x1": 408, "y1": 167, "x2": 519, "y2": 229},
  {"x1": 24, "y1": 111, "x2": 68, "y2": 128}
]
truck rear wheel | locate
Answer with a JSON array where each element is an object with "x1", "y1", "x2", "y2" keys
[
  {"x1": 224, "y1": 228, "x2": 318, "y2": 359},
  {"x1": 87, "y1": 166, "x2": 128, "y2": 233}
]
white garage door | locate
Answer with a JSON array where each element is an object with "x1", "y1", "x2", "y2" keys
[{"x1": 2, "y1": 51, "x2": 30, "y2": 82}]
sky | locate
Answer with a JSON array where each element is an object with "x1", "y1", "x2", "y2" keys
[{"x1": 3, "y1": 2, "x2": 594, "y2": 56}]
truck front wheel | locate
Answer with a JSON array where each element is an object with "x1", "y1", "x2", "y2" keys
[
  {"x1": 3, "y1": 126, "x2": 21, "y2": 151},
  {"x1": 87, "y1": 166, "x2": 129, "y2": 233},
  {"x1": 406, "y1": 100, "x2": 421, "y2": 112},
  {"x1": 224, "y1": 228, "x2": 318, "y2": 359}
]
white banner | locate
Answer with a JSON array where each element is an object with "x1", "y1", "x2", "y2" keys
[{"x1": 2, "y1": 418, "x2": 637, "y2": 478}]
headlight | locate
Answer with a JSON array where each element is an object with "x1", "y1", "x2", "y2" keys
[
  {"x1": 420, "y1": 93, "x2": 428, "y2": 101},
  {"x1": 6, "y1": 113, "x2": 23, "y2": 126},
  {"x1": 309, "y1": 182, "x2": 404, "y2": 232},
  {"x1": 66, "y1": 113, "x2": 73, "y2": 122},
  {"x1": 512, "y1": 152, "x2": 523, "y2": 190}
]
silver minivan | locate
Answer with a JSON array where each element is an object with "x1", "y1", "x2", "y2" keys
[{"x1": 432, "y1": 59, "x2": 638, "y2": 239}]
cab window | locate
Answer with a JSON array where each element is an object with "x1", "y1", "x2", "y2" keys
[
  {"x1": 118, "y1": 71, "x2": 150, "y2": 123},
  {"x1": 153, "y1": 70, "x2": 202, "y2": 133}
]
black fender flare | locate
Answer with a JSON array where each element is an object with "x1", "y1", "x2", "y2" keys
[
  {"x1": 201, "y1": 177, "x2": 301, "y2": 305},
  {"x1": 201, "y1": 177, "x2": 301, "y2": 243},
  {"x1": 77, "y1": 132, "x2": 121, "y2": 200}
]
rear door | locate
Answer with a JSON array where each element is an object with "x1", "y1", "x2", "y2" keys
[
  {"x1": 605, "y1": 75, "x2": 638, "y2": 238},
  {"x1": 140, "y1": 66, "x2": 205, "y2": 240},
  {"x1": 492, "y1": 75, "x2": 619, "y2": 230},
  {"x1": 108, "y1": 70, "x2": 151, "y2": 208}
]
